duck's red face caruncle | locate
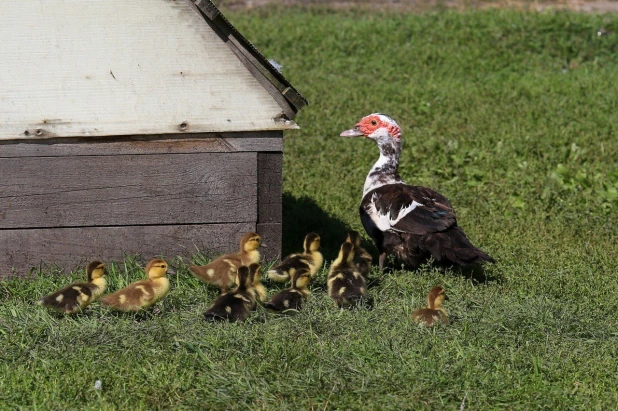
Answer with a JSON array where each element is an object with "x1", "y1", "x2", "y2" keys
[{"x1": 340, "y1": 114, "x2": 401, "y2": 141}]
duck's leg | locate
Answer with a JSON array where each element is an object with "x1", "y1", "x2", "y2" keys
[{"x1": 378, "y1": 252, "x2": 387, "y2": 271}]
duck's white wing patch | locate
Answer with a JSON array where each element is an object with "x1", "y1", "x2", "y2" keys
[{"x1": 367, "y1": 193, "x2": 424, "y2": 231}]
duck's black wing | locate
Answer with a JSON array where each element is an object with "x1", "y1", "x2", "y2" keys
[{"x1": 361, "y1": 184, "x2": 457, "y2": 236}]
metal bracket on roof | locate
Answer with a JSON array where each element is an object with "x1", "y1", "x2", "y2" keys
[{"x1": 193, "y1": 0, "x2": 220, "y2": 19}]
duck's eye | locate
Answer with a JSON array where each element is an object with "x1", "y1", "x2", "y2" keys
[{"x1": 371, "y1": 120, "x2": 378, "y2": 126}]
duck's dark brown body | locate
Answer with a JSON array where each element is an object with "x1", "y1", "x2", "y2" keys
[
  {"x1": 341, "y1": 113, "x2": 494, "y2": 270},
  {"x1": 361, "y1": 184, "x2": 494, "y2": 269}
]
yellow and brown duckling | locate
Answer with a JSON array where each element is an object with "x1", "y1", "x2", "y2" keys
[
  {"x1": 264, "y1": 268, "x2": 312, "y2": 312},
  {"x1": 100, "y1": 259, "x2": 171, "y2": 312},
  {"x1": 38, "y1": 260, "x2": 107, "y2": 314},
  {"x1": 203, "y1": 265, "x2": 257, "y2": 322},
  {"x1": 249, "y1": 263, "x2": 267, "y2": 303},
  {"x1": 346, "y1": 230, "x2": 373, "y2": 278},
  {"x1": 328, "y1": 242, "x2": 367, "y2": 307},
  {"x1": 268, "y1": 233, "x2": 323, "y2": 283},
  {"x1": 189, "y1": 232, "x2": 263, "y2": 293},
  {"x1": 412, "y1": 286, "x2": 450, "y2": 326}
]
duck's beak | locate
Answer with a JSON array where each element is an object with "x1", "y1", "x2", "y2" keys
[
  {"x1": 340, "y1": 126, "x2": 364, "y2": 137},
  {"x1": 167, "y1": 267, "x2": 176, "y2": 275}
]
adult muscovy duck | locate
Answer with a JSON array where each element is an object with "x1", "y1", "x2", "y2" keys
[{"x1": 340, "y1": 113, "x2": 494, "y2": 270}]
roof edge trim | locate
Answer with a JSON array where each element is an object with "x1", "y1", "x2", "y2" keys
[{"x1": 191, "y1": 0, "x2": 308, "y2": 117}]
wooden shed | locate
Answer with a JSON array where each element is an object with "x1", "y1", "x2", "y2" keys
[{"x1": 0, "y1": 0, "x2": 306, "y2": 276}]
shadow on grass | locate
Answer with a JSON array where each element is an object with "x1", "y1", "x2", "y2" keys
[
  {"x1": 282, "y1": 193, "x2": 358, "y2": 261},
  {"x1": 455, "y1": 263, "x2": 502, "y2": 284},
  {"x1": 281, "y1": 193, "x2": 500, "y2": 284},
  {"x1": 101, "y1": 307, "x2": 165, "y2": 322},
  {"x1": 377, "y1": 252, "x2": 501, "y2": 285}
]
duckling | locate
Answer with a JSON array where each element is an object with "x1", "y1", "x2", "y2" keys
[
  {"x1": 249, "y1": 263, "x2": 267, "y2": 303},
  {"x1": 264, "y1": 268, "x2": 312, "y2": 312},
  {"x1": 100, "y1": 259, "x2": 171, "y2": 312},
  {"x1": 346, "y1": 230, "x2": 373, "y2": 278},
  {"x1": 203, "y1": 265, "x2": 256, "y2": 322},
  {"x1": 189, "y1": 232, "x2": 262, "y2": 293},
  {"x1": 268, "y1": 233, "x2": 323, "y2": 283},
  {"x1": 412, "y1": 286, "x2": 450, "y2": 326},
  {"x1": 38, "y1": 260, "x2": 107, "y2": 314},
  {"x1": 328, "y1": 242, "x2": 367, "y2": 307}
]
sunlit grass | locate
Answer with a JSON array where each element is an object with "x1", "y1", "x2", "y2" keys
[{"x1": 2, "y1": 7, "x2": 618, "y2": 410}]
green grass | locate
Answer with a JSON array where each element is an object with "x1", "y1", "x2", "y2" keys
[{"x1": 3, "y1": 7, "x2": 618, "y2": 410}]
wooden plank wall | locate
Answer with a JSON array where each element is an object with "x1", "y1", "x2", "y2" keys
[
  {"x1": 257, "y1": 152, "x2": 282, "y2": 261},
  {"x1": 0, "y1": 132, "x2": 283, "y2": 277},
  {"x1": 0, "y1": 153, "x2": 257, "y2": 228}
]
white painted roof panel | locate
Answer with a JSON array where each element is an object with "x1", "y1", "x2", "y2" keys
[{"x1": 0, "y1": 0, "x2": 298, "y2": 140}]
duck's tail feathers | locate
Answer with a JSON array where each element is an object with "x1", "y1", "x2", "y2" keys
[{"x1": 420, "y1": 227, "x2": 494, "y2": 266}]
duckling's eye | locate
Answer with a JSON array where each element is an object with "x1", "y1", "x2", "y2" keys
[{"x1": 371, "y1": 120, "x2": 378, "y2": 126}]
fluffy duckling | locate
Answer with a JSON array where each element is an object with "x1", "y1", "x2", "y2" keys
[
  {"x1": 268, "y1": 233, "x2": 323, "y2": 283},
  {"x1": 346, "y1": 230, "x2": 373, "y2": 278},
  {"x1": 328, "y1": 242, "x2": 367, "y2": 307},
  {"x1": 264, "y1": 268, "x2": 312, "y2": 312},
  {"x1": 412, "y1": 286, "x2": 450, "y2": 326},
  {"x1": 203, "y1": 265, "x2": 257, "y2": 322},
  {"x1": 38, "y1": 260, "x2": 107, "y2": 314},
  {"x1": 249, "y1": 263, "x2": 267, "y2": 303},
  {"x1": 189, "y1": 232, "x2": 263, "y2": 293},
  {"x1": 100, "y1": 259, "x2": 171, "y2": 312}
]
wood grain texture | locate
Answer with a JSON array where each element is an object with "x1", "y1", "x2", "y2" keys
[
  {"x1": 0, "y1": 134, "x2": 282, "y2": 158},
  {"x1": 226, "y1": 36, "x2": 296, "y2": 120},
  {"x1": 257, "y1": 223, "x2": 282, "y2": 261},
  {"x1": 192, "y1": 0, "x2": 307, "y2": 113},
  {"x1": 0, "y1": 0, "x2": 298, "y2": 140},
  {"x1": 224, "y1": 135, "x2": 282, "y2": 153},
  {"x1": 0, "y1": 152, "x2": 257, "y2": 229},
  {"x1": 0, "y1": 223, "x2": 255, "y2": 278},
  {"x1": 257, "y1": 153, "x2": 283, "y2": 225}
]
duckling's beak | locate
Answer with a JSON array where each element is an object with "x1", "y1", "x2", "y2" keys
[
  {"x1": 444, "y1": 294, "x2": 449, "y2": 301},
  {"x1": 167, "y1": 267, "x2": 176, "y2": 275},
  {"x1": 340, "y1": 126, "x2": 364, "y2": 137},
  {"x1": 260, "y1": 243, "x2": 268, "y2": 248}
]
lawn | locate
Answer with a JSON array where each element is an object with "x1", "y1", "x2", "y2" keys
[{"x1": 2, "y1": 6, "x2": 618, "y2": 410}]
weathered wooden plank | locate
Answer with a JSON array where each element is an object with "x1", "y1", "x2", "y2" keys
[
  {"x1": 0, "y1": 223, "x2": 256, "y2": 278},
  {"x1": 257, "y1": 223, "x2": 282, "y2": 261},
  {"x1": 257, "y1": 153, "x2": 283, "y2": 225},
  {"x1": 0, "y1": 0, "x2": 299, "y2": 140},
  {"x1": 257, "y1": 152, "x2": 283, "y2": 260},
  {"x1": 192, "y1": 0, "x2": 307, "y2": 113},
  {"x1": 223, "y1": 136, "x2": 282, "y2": 153},
  {"x1": 226, "y1": 36, "x2": 297, "y2": 121},
  {"x1": 0, "y1": 152, "x2": 257, "y2": 229},
  {"x1": 0, "y1": 134, "x2": 282, "y2": 158}
]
